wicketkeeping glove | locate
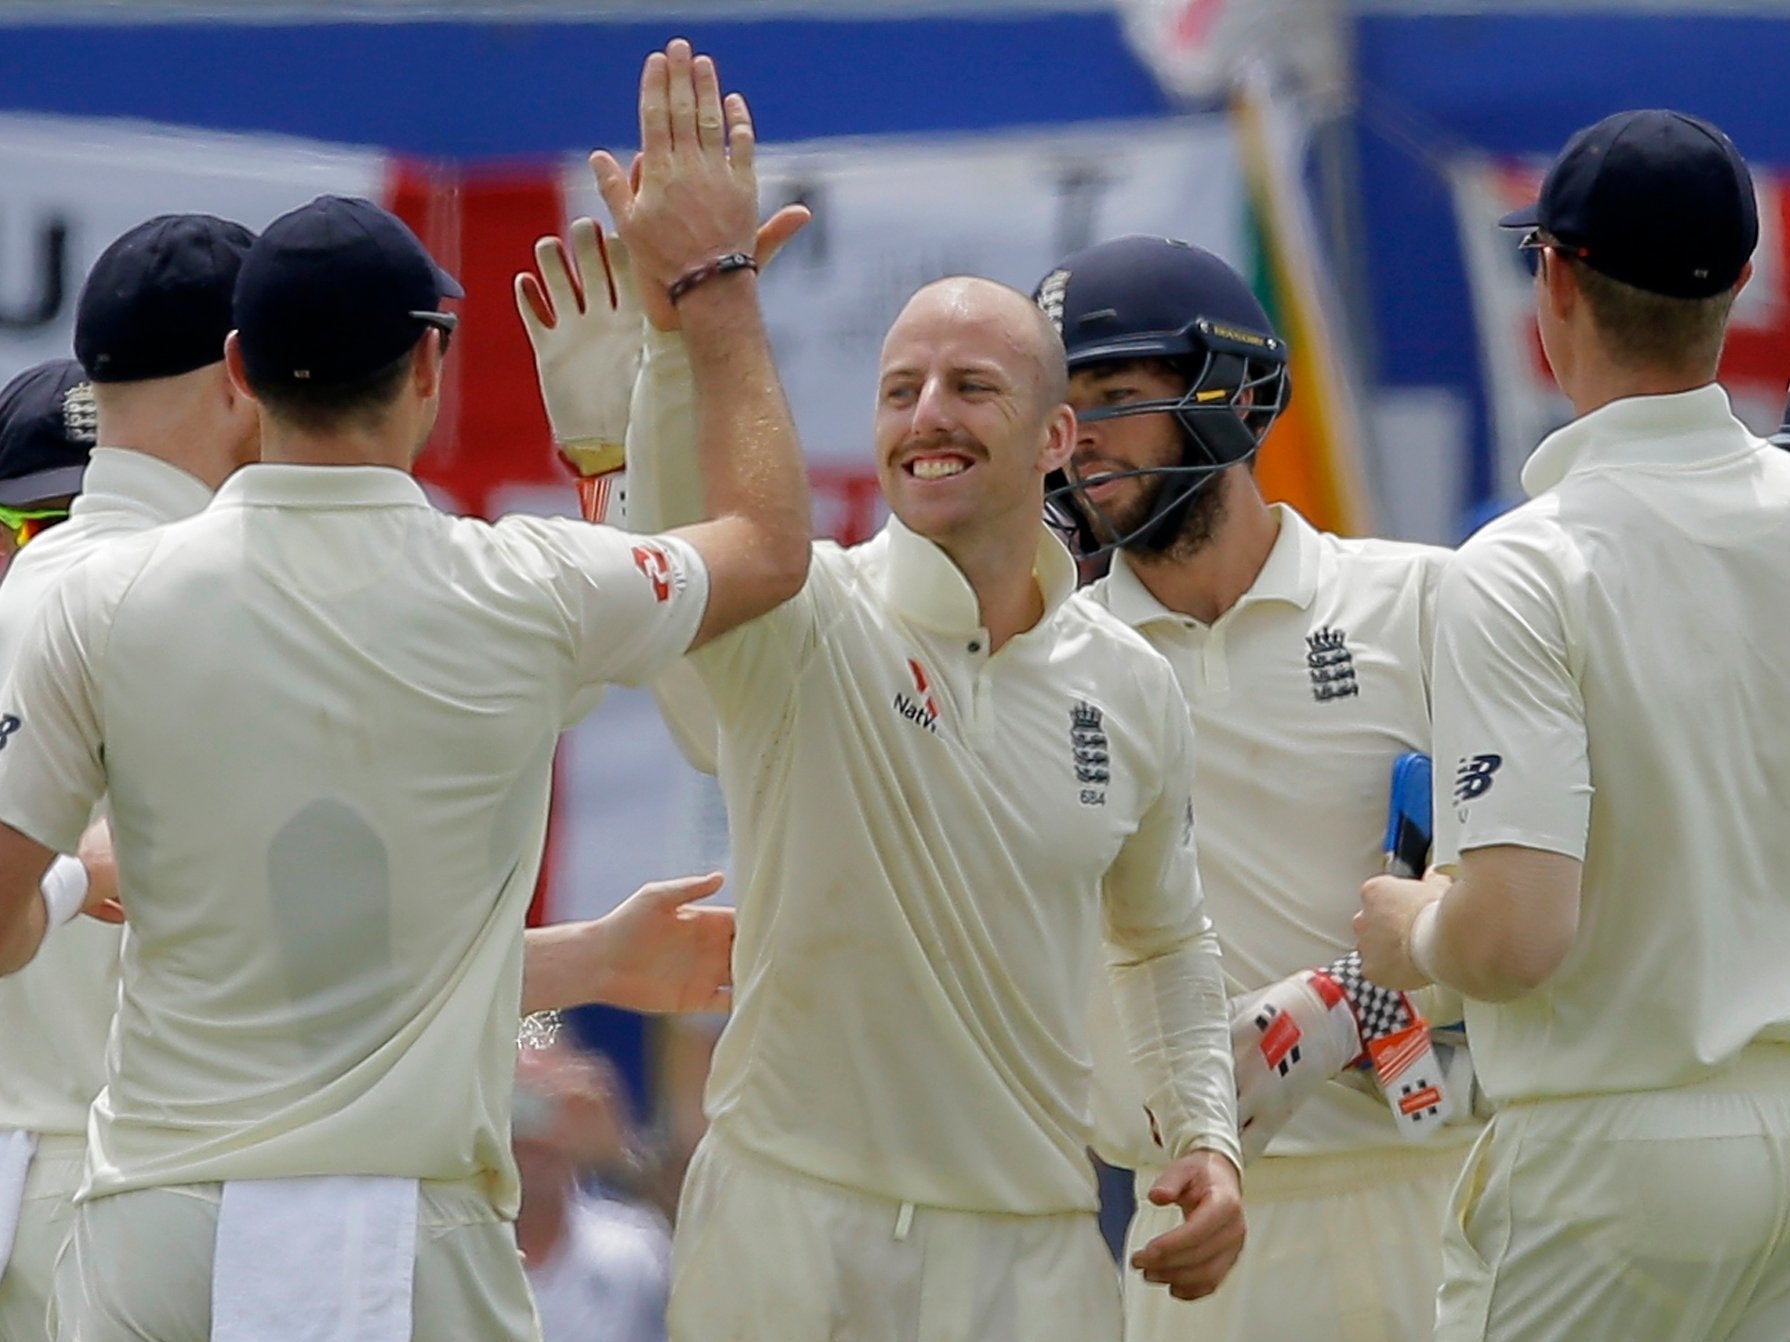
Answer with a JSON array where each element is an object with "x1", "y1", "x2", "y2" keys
[
  {"x1": 514, "y1": 217, "x2": 644, "y2": 522},
  {"x1": 1233, "y1": 950, "x2": 1457, "y2": 1163}
]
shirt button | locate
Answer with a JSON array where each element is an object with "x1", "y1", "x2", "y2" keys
[{"x1": 967, "y1": 640, "x2": 982, "y2": 653}]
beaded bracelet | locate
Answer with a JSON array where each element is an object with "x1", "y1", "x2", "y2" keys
[{"x1": 668, "y1": 251, "x2": 759, "y2": 304}]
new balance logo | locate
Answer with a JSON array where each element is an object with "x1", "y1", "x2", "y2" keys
[
  {"x1": 1453, "y1": 754, "x2": 1503, "y2": 804},
  {"x1": 1305, "y1": 626, "x2": 1358, "y2": 701}
]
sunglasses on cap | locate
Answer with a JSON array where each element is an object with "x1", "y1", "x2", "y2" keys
[
  {"x1": 1517, "y1": 229, "x2": 1592, "y2": 277},
  {"x1": 411, "y1": 310, "x2": 458, "y2": 357}
]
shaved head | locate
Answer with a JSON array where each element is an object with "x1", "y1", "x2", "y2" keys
[{"x1": 890, "y1": 276, "x2": 1068, "y2": 414}]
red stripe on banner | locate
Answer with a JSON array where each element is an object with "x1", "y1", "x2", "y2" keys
[
  {"x1": 385, "y1": 161, "x2": 570, "y2": 522},
  {"x1": 383, "y1": 161, "x2": 571, "y2": 928}
]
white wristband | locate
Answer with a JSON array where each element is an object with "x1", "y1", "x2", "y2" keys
[
  {"x1": 1408, "y1": 899, "x2": 1444, "y2": 984},
  {"x1": 39, "y1": 855, "x2": 89, "y2": 930}
]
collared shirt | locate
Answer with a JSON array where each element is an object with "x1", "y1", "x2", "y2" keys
[
  {"x1": 624, "y1": 331, "x2": 1236, "y2": 1210},
  {"x1": 1083, "y1": 504, "x2": 1463, "y2": 1161},
  {"x1": 0, "y1": 463, "x2": 708, "y2": 1209},
  {"x1": 0, "y1": 448, "x2": 213, "y2": 1140},
  {"x1": 1437, "y1": 384, "x2": 1790, "y2": 1102},
  {"x1": 680, "y1": 516, "x2": 1235, "y2": 1214}
]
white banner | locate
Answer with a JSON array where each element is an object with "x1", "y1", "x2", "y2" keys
[
  {"x1": 0, "y1": 109, "x2": 1253, "y2": 924},
  {"x1": 564, "y1": 117, "x2": 1245, "y2": 471},
  {"x1": 0, "y1": 113, "x2": 385, "y2": 387}
]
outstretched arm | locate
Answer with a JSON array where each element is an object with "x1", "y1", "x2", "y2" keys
[{"x1": 522, "y1": 872, "x2": 733, "y2": 1016}]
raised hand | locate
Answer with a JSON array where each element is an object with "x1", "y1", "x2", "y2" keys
[{"x1": 591, "y1": 40, "x2": 761, "y2": 326}]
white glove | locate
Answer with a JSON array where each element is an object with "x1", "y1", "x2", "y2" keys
[
  {"x1": 1231, "y1": 969, "x2": 1363, "y2": 1163},
  {"x1": 514, "y1": 217, "x2": 644, "y2": 521}
]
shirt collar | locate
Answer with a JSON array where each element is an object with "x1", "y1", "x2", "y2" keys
[
  {"x1": 877, "y1": 515, "x2": 1078, "y2": 635},
  {"x1": 69, "y1": 447, "x2": 214, "y2": 526},
  {"x1": 211, "y1": 463, "x2": 433, "y2": 511},
  {"x1": 1099, "y1": 502, "x2": 1320, "y2": 630},
  {"x1": 1521, "y1": 384, "x2": 1755, "y2": 497}
]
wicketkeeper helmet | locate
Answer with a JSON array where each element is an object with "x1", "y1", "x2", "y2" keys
[{"x1": 1034, "y1": 235, "x2": 1290, "y2": 557}]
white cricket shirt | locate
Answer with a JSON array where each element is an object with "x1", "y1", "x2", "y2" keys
[
  {"x1": 0, "y1": 464, "x2": 707, "y2": 1211},
  {"x1": 0, "y1": 449, "x2": 212, "y2": 1139},
  {"x1": 1083, "y1": 505, "x2": 1466, "y2": 1161},
  {"x1": 684, "y1": 518, "x2": 1236, "y2": 1214},
  {"x1": 1436, "y1": 385, "x2": 1790, "y2": 1103}
]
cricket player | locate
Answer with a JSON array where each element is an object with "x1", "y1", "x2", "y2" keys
[
  {"x1": 0, "y1": 210, "x2": 737, "y2": 1341},
  {"x1": 1356, "y1": 108, "x2": 1790, "y2": 1341},
  {"x1": 0, "y1": 41, "x2": 808, "y2": 1341},
  {"x1": 1033, "y1": 234, "x2": 1475, "y2": 1341},
  {"x1": 0, "y1": 360, "x2": 97, "y2": 567},
  {"x1": 526, "y1": 229, "x2": 1244, "y2": 1338},
  {"x1": 0, "y1": 350, "x2": 140, "y2": 1342}
]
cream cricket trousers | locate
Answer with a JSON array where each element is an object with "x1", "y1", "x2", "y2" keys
[
  {"x1": 52, "y1": 1176, "x2": 541, "y2": 1342},
  {"x1": 0, "y1": 1133, "x2": 84, "y2": 1342},
  {"x1": 669, "y1": 1130, "x2": 1122, "y2": 1342},
  {"x1": 1123, "y1": 1140, "x2": 1468, "y2": 1342},
  {"x1": 1439, "y1": 1044, "x2": 1790, "y2": 1342}
]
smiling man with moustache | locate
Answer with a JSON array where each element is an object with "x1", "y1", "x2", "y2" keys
[{"x1": 526, "y1": 260, "x2": 1245, "y2": 1340}]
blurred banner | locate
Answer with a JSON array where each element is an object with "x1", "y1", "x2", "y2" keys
[
  {"x1": 0, "y1": 107, "x2": 1262, "y2": 925},
  {"x1": 1232, "y1": 68, "x2": 1373, "y2": 536},
  {"x1": 0, "y1": 115, "x2": 384, "y2": 371},
  {"x1": 564, "y1": 117, "x2": 1246, "y2": 523},
  {"x1": 1451, "y1": 154, "x2": 1789, "y2": 510},
  {"x1": 0, "y1": 111, "x2": 1249, "y2": 543},
  {"x1": 1114, "y1": 0, "x2": 1346, "y2": 106}
]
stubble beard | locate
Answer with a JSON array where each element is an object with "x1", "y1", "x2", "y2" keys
[{"x1": 1082, "y1": 467, "x2": 1228, "y2": 562}]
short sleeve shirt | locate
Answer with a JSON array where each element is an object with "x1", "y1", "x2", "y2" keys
[
  {"x1": 0, "y1": 464, "x2": 707, "y2": 1209},
  {"x1": 0, "y1": 449, "x2": 212, "y2": 1138},
  {"x1": 1435, "y1": 386, "x2": 1790, "y2": 1102}
]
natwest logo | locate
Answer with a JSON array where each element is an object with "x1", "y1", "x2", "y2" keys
[{"x1": 893, "y1": 657, "x2": 941, "y2": 735}]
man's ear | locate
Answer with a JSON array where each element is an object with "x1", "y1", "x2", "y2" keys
[
  {"x1": 1040, "y1": 403, "x2": 1076, "y2": 476},
  {"x1": 222, "y1": 332, "x2": 257, "y2": 403},
  {"x1": 413, "y1": 330, "x2": 444, "y2": 401},
  {"x1": 1543, "y1": 250, "x2": 1579, "y2": 323}
]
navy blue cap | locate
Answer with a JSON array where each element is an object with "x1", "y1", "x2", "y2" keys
[
  {"x1": 1036, "y1": 236, "x2": 1283, "y2": 369},
  {"x1": 234, "y1": 196, "x2": 463, "y2": 387},
  {"x1": 1500, "y1": 109, "x2": 1757, "y2": 300},
  {"x1": 75, "y1": 214, "x2": 257, "y2": 383},
  {"x1": 0, "y1": 359, "x2": 98, "y2": 506}
]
